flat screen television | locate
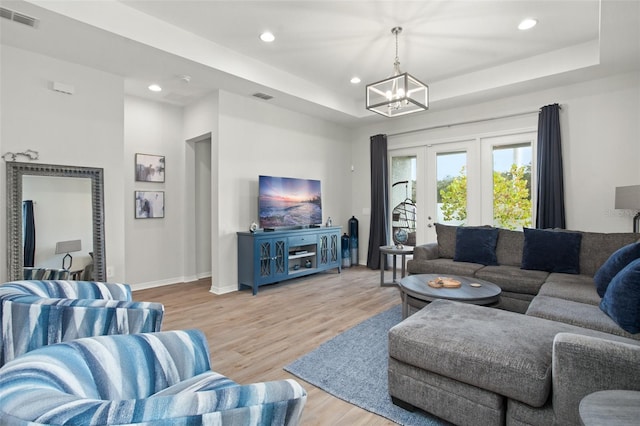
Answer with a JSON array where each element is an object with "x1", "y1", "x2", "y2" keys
[{"x1": 258, "y1": 175, "x2": 322, "y2": 229}]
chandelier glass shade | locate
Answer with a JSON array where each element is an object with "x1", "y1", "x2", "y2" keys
[{"x1": 366, "y1": 27, "x2": 429, "y2": 118}]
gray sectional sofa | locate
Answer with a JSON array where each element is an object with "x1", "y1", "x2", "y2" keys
[{"x1": 390, "y1": 224, "x2": 640, "y2": 426}]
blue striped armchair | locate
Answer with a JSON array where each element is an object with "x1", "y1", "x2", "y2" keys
[
  {"x1": 0, "y1": 280, "x2": 164, "y2": 366},
  {"x1": 0, "y1": 329, "x2": 307, "y2": 425}
]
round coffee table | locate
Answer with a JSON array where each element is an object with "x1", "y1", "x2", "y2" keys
[
  {"x1": 579, "y1": 390, "x2": 640, "y2": 426},
  {"x1": 398, "y1": 274, "x2": 502, "y2": 318}
]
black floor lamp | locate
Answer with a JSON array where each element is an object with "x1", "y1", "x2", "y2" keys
[{"x1": 615, "y1": 185, "x2": 640, "y2": 233}]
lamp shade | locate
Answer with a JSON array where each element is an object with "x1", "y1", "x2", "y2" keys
[
  {"x1": 615, "y1": 185, "x2": 640, "y2": 210},
  {"x1": 55, "y1": 239, "x2": 82, "y2": 254},
  {"x1": 366, "y1": 72, "x2": 428, "y2": 117}
]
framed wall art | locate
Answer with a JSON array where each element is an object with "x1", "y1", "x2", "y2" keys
[
  {"x1": 135, "y1": 191, "x2": 165, "y2": 219},
  {"x1": 135, "y1": 153, "x2": 165, "y2": 182}
]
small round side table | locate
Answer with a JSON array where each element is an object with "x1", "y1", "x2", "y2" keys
[{"x1": 379, "y1": 245, "x2": 414, "y2": 287}]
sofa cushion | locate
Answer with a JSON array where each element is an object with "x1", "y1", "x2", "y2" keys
[
  {"x1": 593, "y1": 242, "x2": 640, "y2": 297},
  {"x1": 600, "y1": 258, "x2": 640, "y2": 334},
  {"x1": 538, "y1": 275, "x2": 600, "y2": 305},
  {"x1": 528, "y1": 295, "x2": 640, "y2": 340},
  {"x1": 521, "y1": 228, "x2": 582, "y2": 274},
  {"x1": 475, "y1": 264, "x2": 548, "y2": 295},
  {"x1": 454, "y1": 227, "x2": 499, "y2": 265},
  {"x1": 499, "y1": 291, "x2": 536, "y2": 314},
  {"x1": 435, "y1": 223, "x2": 457, "y2": 259},
  {"x1": 578, "y1": 232, "x2": 640, "y2": 277},
  {"x1": 495, "y1": 228, "x2": 525, "y2": 267},
  {"x1": 408, "y1": 258, "x2": 486, "y2": 277}
]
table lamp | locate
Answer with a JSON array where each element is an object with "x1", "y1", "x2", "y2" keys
[
  {"x1": 55, "y1": 239, "x2": 82, "y2": 270},
  {"x1": 615, "y1": 185, "x2": 640, "y2": 233}
]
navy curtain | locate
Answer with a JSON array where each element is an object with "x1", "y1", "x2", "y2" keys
[
  {"x1": 536, "y1": 103, "x2": 565, "y2": 229},
  {"x1": 23, "y1": 200, "x2": 36, "y2": 267},
  {"x1": 367, "y1": 134, "x2": 390, "y2": 269}
]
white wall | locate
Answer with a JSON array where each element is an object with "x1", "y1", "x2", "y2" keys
[
  {"x1": 183, "y1": 93, "x2": 219, "y2": 288},
  {"x1": 123, "y1": 96, "x2": 186, "y2": 286},
  {"x1": 214, "y1": 90, "x2": 352, "y2": 293},
  {"x1": 128, "y1": 90, "x2": 352, "y2": 293},
  {"x1": 351, "y1": 72, "x2": 640, "y2": 265},
  {"x1": 0, "y1": 46, "x2": 125, "y2": 282},
  {"x1": 194, "y1": 139, "x2": 212, "y2": 278}
]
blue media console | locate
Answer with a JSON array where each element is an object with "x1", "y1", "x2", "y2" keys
[{"x1": 237, "y1": 226, "x2": 342, "y2": 295}]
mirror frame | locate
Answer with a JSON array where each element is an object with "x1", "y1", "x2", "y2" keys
[{"x1": 6, "y1": 162, "x2": 106, "y2": 281}]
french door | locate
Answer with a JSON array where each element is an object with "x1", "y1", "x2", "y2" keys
[
  {"x1": 425, "y1": 140, "x2": 479, "y2": 242},
  {"x1": 391, "y1": 130, "x2": 535, "y2": 244},
  {"x1": 389, "y1": 148, "x2": 423, "y2": 246}
]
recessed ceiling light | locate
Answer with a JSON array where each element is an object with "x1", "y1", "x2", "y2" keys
[
  {"x1": 350, "y1": 77, "x2": 361, "y2": 84},
  {"x1": 518, "y1": 18, "x2": 538, "y2": 30},
  {"x1": 260, "y1": 31, "x2": 275, "y2": 42},
  {"x1": 148, "y1": 84, "x2": 162, "y2": 92}
]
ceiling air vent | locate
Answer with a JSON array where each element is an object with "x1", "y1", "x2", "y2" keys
[
  {"x1": 0, "y1": 7, "x2": 39, "y2": 28},
  {"x1": 252, "y1": 92, "x2": 274, "y2": 101}
]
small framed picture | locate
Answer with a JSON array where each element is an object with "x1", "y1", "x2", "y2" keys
[
  {"x1": 135, "y1": 191, "x2": 165, "y2": 219},
  {"x1": 135, "y1": 153, "x2": 165, "y2": 182}
]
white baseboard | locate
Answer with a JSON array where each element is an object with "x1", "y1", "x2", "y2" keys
[
  {"x1": 130, "y1": 274, "x2": 202, "y2": 291},
  {"x1": 129, "y1": 274, "x2": 241, "y2": 294},
  {"x1": 209, "y1": 282, "x2": 237, "y2": 295}
]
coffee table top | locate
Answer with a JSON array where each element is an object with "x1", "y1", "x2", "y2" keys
[
  {"x1": 580, "y1": 390, "x2": 640, "y2": 426},
  {"x1": 399, "y1": 274, "x2": 502, "y2": 305}
]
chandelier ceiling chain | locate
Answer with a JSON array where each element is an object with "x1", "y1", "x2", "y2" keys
[
  {"x1": 393, "y1": 26, "x2": 402, "y2": 75},
  {"x1": 365, "y1": 26, "x2": 429, "y2": 118}
]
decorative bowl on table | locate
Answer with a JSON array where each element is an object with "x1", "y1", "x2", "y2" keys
[{"x1": 428, "y1": 277, "x2": 461, "y2": 289}]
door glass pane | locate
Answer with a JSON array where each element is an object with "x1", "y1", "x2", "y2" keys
[
  {"x1": 391, "y1": 156, "x2": 417, "y2": 246},
  {"x1": 437, "y1": 151, "x2": 467, "y2": 226},
  {"x1": 492, "y1": 143, "x2": 532, "y2": 229}
]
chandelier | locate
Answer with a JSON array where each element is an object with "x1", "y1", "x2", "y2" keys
[{"x1": 366, "y1": 27, "x2": 429, "y2": 117}]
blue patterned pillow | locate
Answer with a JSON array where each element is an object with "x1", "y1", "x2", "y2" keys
[
  {"x1": 594, "y1": 242, "x2": 640, "y2": 297},
  {"x1": 453, "y1": 227, "x2": 499, "y2": 266},
  {"x1": 521, "y1": 228, "x2": 582, "y2": 274},
  {"x1": 600, "y1": 258, "x2": 640, "y2": 334}
]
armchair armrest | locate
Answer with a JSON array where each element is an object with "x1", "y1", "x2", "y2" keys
[
  {"x1": 1, "y1": 297, "x2": 164, "y2": 365},
  {"x1": 0, "y1": 280, "x2": 132, "y2": 301},
  {"x1": 412, "y1": 242, "x2": 439, "y2": 261},
  {"x1": 552, "y1": 332, "x2": 640, "y2": 425}
]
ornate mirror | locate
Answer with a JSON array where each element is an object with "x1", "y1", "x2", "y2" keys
[{"x1": 6, "y1": 162, "x2": 106, "y2": 281}]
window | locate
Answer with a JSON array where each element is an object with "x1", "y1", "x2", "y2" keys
[{"x1": 492, "y1": 143, "x2": 532, "y2": 229}]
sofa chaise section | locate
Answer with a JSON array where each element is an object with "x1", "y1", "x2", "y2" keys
[{"x1": 388, "y1": 299, "x2": 640, "y2": 426}]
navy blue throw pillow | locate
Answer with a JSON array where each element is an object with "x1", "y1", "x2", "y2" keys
[
  {"x1": 454, "y1": 227, "x2": 499, "y2": 266},
  {"x1": 521, "y1": 228, "x2": 582, "y2": 274},
  {"x1": 594, "y1": 242, "x2": 640, "y2": 298},
  {"x1": 600, "y1": 258, "x2": 640, "y2": 334}
]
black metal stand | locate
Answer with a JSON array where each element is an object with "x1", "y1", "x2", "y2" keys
[
  {"x1": 634, "y1": 212, "x2": 640, "y2": 233},
  {"x1": 62, "y1": 253, "x2": 72, "y2": 270}
]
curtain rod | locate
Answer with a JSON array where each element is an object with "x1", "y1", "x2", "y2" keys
[{"x1": 387, "y1": 106, "x2": 561, "y2": 138}]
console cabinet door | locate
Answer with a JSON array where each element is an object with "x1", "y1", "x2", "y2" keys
[
  {"x1": 256, "y1": 237, "x2": 288, "y2": 285},
  {"x1": 318, "y1": 230, "x2": 340, "y2": 269}
]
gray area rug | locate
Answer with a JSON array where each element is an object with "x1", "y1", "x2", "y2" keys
[{"x1": 284, "y1": 305, "x2": 447, "y2": 425}]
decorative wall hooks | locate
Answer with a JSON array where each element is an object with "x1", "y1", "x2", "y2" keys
[{"x1": 2, "y1": 149, "x2": 40, "y2": 162}]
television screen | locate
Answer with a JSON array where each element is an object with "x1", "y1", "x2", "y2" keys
[{"x1": 259, "y1": 175, "x2": 322, "y2": 228}]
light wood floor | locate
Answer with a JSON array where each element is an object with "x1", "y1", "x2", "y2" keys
[{"x1": 135, "y1": 266, "x2": 401, "y2": 426}]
